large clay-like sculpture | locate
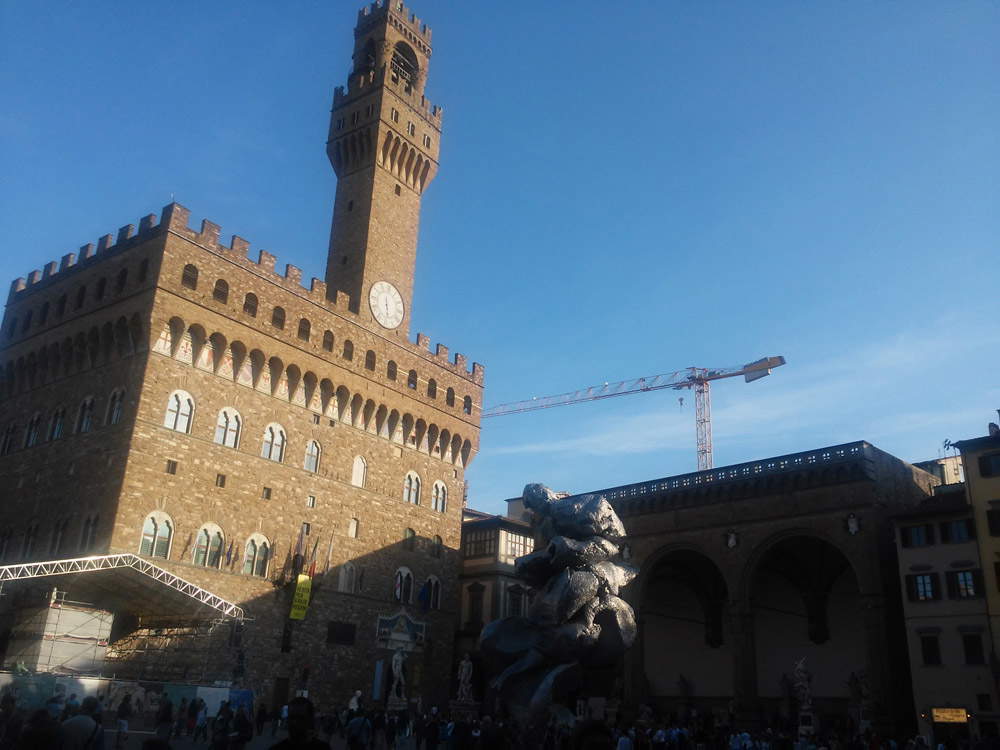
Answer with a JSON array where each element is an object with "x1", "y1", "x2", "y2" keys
[{"x1": 479, "y1": 484, "x2": 638, "y2": 738}]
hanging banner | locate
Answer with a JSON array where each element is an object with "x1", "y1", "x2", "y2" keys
[{"x1": 289, "y1": 574, "x2": 312, "y2": 620}]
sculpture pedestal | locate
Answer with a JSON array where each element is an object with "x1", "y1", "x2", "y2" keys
[
  {"x1": 449, "y1": 700, "x2": 480, "y2": 721},
  {"x1": 387, "y1": 695, "x2": 408, "y2": 713},
  {"x1": 798, "y1": 711, "x2": 816, "y2": 738}
]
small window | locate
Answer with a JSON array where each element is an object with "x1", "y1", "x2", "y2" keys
[
  {"x1": 906, "y1": 573, "x2": 939, "y2": 602},
  {"x1": 364, "y1": 350, "x2": 376, "y2": 371},
  {"x1": 425, "y1": 576, "x2": 441, "y2": 610},
  {"x1": 181, "y1": 264, "x2": 199, "y2": 290},
  {"x1": 322, "y1": 331, "x2": 334, "y2": 352},
  {"x1": 76, "y1": 398, "x2": 95, "y2": 434},
  {"x1": 463, "y1": 396, "x2": 473, "y2": 415},
  {"x1": 423, "y1": 134, "x2": 432, "y2": 148},
  {"x1": 940, "y1": 518, "x2": 975, "y2": 543},
  {"x1": 343, "y1": 340, "x2": 354, "y2": 361},
  {"x1": 432, "y1": 534, "x2": 443, "y2": 558},
  {"x1": 327, "y1": 622, "x2": 357, "y2": 646},
  {"x1": 351, "y1": 456, "x2": 367, "y2": 488},
  {"x1": 165, "y1": 459, "x2": 178, "y2": 475},
  {"x1": 302, "y1": 522, "x2": 311, "y2": 536},
  {"x1": 446, "y1": 388, "x2": 455, "y2": 407},
  {"x1": 213, "y1": 279, "x2": 229, "y2": 303},
  {"x1": 393, "y1": 568, "x2": 413, "y2": 603},
  {"x1": 390, "y1": 107, "x2": 399, "y2": 123},
  {"x1": 243, "y1": 293, "x2": 258, "y2": 317},
  {"x1": 348, "y1": 518, "x2": 359, "y2": 538},
  {"x1": 427, "y1": 379, "x2": 437, "y2": 399},
  {"x1": 56, "y1": 295, "x2": 67, "y2": 317},
  {"x1": 47, "y1": 409, "x2": 66, "y2": 441},
  {"x1": 23, "y1": 414, "x2": 41, "y2": 448},
  {"x1": 214, "y1": 474, "x2": 225, "y2": 488},
  {"x1": 39, "y1": 301, "x2": 50, "y2": 325},
  {"x1": 304, "y1": 440, "x2": 321, "y2": 473},
  {"x1": 75, "y1": 286, "x2": 86, "y2": 310},
  {"x1": 403, "y1": 527, "x2": 416, "y2": 551},
  {"x1": 387, "y1": 361, "x2": 398, "y2": 380},
  {"x1": 306, "y1": 495, "x2": 317, "y2": 508},
  {"x1": 137, "y1": 259, "x2": 149, "y2": 284},
  {"x1": 106, "y1": 390, "x2": 125, "y2": 425},
  {"x1": 964, "y1": 633, "x2": 986, "y2": 664},
  {"x1": 947, "y1": 570, "x2": 983, "y2": 599},
  {"x1": 394, "y1": 185, "x2": 402, "y2": 196},
  {"x1": 312, "y1": 414, "x2": 321, "y2": 425},
  {"x1": 262, "y1": 486, "x2": 272, "y2": 500},
  {"x1": 407, "y1": 121, "x2": 416, "y2": 137},
  {"x1": 95, "y1": 278, "x2": 107, "y2": 301},
  {"x1": 432, "y1": 481, "x2": 447, "y2": 513},
  {"x1": 271, "y1": 307, "x2": 286, "y2": 330},
  {"x1": 297, "y1": 318, "x2": 311, "y2": 341},
  {"x1": 901, "y1": 524, "x2": 934, "y2": 548},
  {"x1": 115, "y1": 269, "x2": 128, "y2": 294},
  {"x1": 407, "y1": 370, "x2": 417, "y2": 390}
]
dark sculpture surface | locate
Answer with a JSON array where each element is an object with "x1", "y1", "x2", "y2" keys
[{"x1": 479, "y1": 483, "x2": 638, "y2": 739}]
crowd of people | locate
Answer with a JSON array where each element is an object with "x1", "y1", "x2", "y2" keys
[{"x1": 0, "y1": 690, "x2": 995, "y2": 750}]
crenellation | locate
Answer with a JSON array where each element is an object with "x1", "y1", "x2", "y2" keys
[
  {"x1": 472, "y1": 363, "x2": 485, "y2": 384},
  {"x1": 26, "y1": 270, "x2": 41, "y2": 286},
  {"x1": 80, "y1": 243, "x2": 96, "y2": 261},
  {"x1": 435, "y1": 343, "x2": 449, "y2": 361},
  {"x1": 454, "y1": 353, "x2": 467, "y2": 371},
  {"x1": 162, "y1": 202, "x2": 190, "y2": 230},
  {"x1": 284, "y1": 264, "x2": 302, "y2": 285},
  {"x1": 9, "y1": 279, "x2": 25, "y2": 296},
  {"x1": 416, "y1": 333, "x2": 430, "y2": 350},
  {"x1": 229, "y1": 236, "x2": 250, "y2": 257},
  {"x1": 97, "y1": 234, "x2": 114, "y2": 253},
  {"x1": 309, "y1": 278, "x2": 327, "y2": 297},
  {"x1": 197, "y1": 219, "x2": 221, "y2": 246},
  {"x1": 116, "y1": 224, "x2": 136, "y2": 246},
  {"x1": 59, "y1": 254, "x2": 76, "y2": 272},
  {"x1": 257, "y1": 250, "x2": 276, "y2": 273},
  {"x1": 42, "y1": 262, "x2": 57, "y2": 280},
  {"x1": 138, "y1": 214, "x2": 157, "y2": 233}
]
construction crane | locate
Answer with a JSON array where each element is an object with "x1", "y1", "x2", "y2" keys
[{"x1": 482, "y1": 356, "x2": 786, "y2": 471}]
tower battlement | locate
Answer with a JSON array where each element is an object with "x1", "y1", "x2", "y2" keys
[
  {"x1": 358, "y1": 1, "x2": 432, "y2": 45},
  {"x1": 333, "y1": 68, "x2": 443, "y2": 126}
]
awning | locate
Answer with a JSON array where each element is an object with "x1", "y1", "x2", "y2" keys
[{"x1": 0, "y1": 554, "x2": 244, "y2": 620}]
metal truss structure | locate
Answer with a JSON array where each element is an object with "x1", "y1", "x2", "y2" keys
[{"x1": 0, "y1": 554, "x2": 244, "y2": 620}]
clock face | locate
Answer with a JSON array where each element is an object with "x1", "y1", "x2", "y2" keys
[{"x1": 369, "y1": 281, "x2": 405, "y2": 329}]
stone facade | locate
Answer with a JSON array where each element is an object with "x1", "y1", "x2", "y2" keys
[{"x1": 0, "y1": 1, "x2": 480, "y2": 713}]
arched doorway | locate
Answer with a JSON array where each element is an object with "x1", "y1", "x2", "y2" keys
[
  {"x1": 641, "y1": 549, "x2": 732, "y2": 714},
  {"x1": 749, "y1": 535, "x2": 864, "y2": 729}
]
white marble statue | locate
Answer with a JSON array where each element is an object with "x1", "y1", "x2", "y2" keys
[{"x1": 457, "y1": 652, "x2": 474, "y2": 702}]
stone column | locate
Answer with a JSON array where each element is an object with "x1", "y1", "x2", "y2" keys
[{"x1": 729, "y1": 603, "x2": 760, "y2": 723}]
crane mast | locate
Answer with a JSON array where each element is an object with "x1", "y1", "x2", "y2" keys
[{"x1": 482, "y1": 356, "x2": 786, "y2": 471}]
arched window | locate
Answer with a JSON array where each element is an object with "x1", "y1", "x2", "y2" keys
[
  {"x1": 271, "y1": 307, "x2": 286, "y2": 330},
  {"x1": 24, "y1": 414, "x2": 41, "y2": 448},
  {"x1": 95, "y1": 278, "x2": 107, "y2": 301},
  {"x1": 115, "y1": 268, "x2": 128, "y2": 294},
  {"x1": 404, "y1": 527, "x2": 416, "y2": 551},
  {"x1": 432, "y1": 534, "x2": 443, "y2": 559},
  {"x1": 407, "y1": 370, "x2": 417, "y2": 390},
  {"x1": 139, "y1": 512, "x2": 172, "y2": 559},
  {"x1": 427, "y1": 379, "x2": 437, "y2": 399},
  {"x1": 364, "y1": 350, "x2": 376, "y2": 371},
  {"x1": 1, "y1": 425, "x2": 19, "y2": 456},
  {"x1": 213, "y1": 279, "x2": 229, "y2": 303},
  {"x1": 49, "y1": 519, "x2": 68, "y2": 556},
  {"x1": 75, "y1": 286, "x2": 86, "y2": 310},
  {"x1": 181, "y1": 264, "x2": 199, "y2": 290},
  {"x1": 339, "y1": 561, "x2": 357, "y2": 593},
  {"x1": 106, "y1": 389, "x2": 125, "y2": 425},
  {"x1": 427, "y1": 576, "x2": 442, "y2": 610},
  {"x1": 243, "y1": 293, "x2": 258, "y2": 317},
  {"x1": 137, "y1": 258, "x2": 149, "y2": 284},
  {"x1": 260, "y1": 423, "x2": 286, "y2": 462},
  {"x1": 393, "y1": 567, "x2": 414, "y2": 603},
  {"x1": 297, "y1": 318, "x2": 311, "y2": 341},
  {"x1": 322, "y1": 330, "x2": 334, "y2": 352},
  {"x1": 214, "y1": 408, "x2": 242, "y2": 448},
  {"x1": 304, "y1": 440, "x2": 321, "y2": 472},
  {"x1": 39, "y1": 302, "x2": 50, "y2": 325},
  {"x1": 76, "y1": 398, "x2": 95, "y2": 434},
  {"x1": 391, "y1": 41, "x2": 419, "y2": 87},
  {"x1": 56, "y1": 294, "x2": 67, "y2": 317},
  {"x1": 80, "y1": 516, "x2": 99, "y2": 552},
  {"x1": 243, "y1": 533, "x2": 270, "y2": 577},
  {"x1": 387, "y1": 361, "x2": 398, "y2": 381},
  {"x1": 163, "y1": 390, "x2": 194, "y2": 433},
  {"x1": 47, "y1": 408, "x2": 66, "y2": 441},
  {"x1": 403, "y1": 472, "x2": 421, "y2": 505},
  {"x1": 432, "y1": 481, "x2": 447, "y2": 513},
  {"x1": 463, "y1": 396, "x2": 473, "y2": 415},
  {"x1": 351, "y1": 456, "x2": 367, "y2": 488},
  {"x1": 343, "y1": 340, "x2": 354, "y2": 361},
  {"x1": 193, "y1": 524, "x2": 224, "y2": 568}
]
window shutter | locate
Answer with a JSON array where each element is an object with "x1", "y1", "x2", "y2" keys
[
  {"x1": 946, "y1": 571, "x2": 958, "y2": 599},
  {"x1": 966, "y1": 518, "x2": 977, "y2": 540},
  {"x1": 905, "y1": 575, "x2": 917, "y2": 602},
  {"x1": 931, "y1": 573, "x2": 942, "y2": 600},
  {"x1": 901, "y1": 528, "x2": 912, "y2": 548},
  {"x1": 940, "y1": 522, "x2": 951, "y2": 543},
  {"x1": 973, "y1": 570, "x2": 985, "y2": 597},
  {"x1": 989, "y1": 510, "x2": 1000, "y2": 537},
  {"x1": 925, "y1": 524, "x2": 936, "y2": 545}
]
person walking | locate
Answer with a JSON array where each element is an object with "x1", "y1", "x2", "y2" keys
[
  {"x1": 269, "y1": 697, "x2": 329, "y2": 749},
  {"x1": 256, "y1": 703, "x2": 269, "y2": 736},
  {"x1": 114, "y1": 695, "x2": 132, "y2": 749},
  {"x1": 62, "y1": 696, "x2": 103, "y2": 750},
  {"x1": 154, "y1": 694, "x2": 173, "y2": 739},
  {"x1": 193, "y1": 700, "x2": 210, "y2": 743}
]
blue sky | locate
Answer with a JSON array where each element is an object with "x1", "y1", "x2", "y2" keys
[{"x1": 2, "y1": 2, "x2": 997, "y2": 515}]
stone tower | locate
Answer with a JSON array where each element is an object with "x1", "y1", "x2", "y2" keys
[{"x1": 325, "y1": 1, "x2": 442, "y2": 335}]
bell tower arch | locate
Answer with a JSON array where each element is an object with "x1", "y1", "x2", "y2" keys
[{"x1": 324, "y1": 1, "x2": 442, "y2": 336}]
